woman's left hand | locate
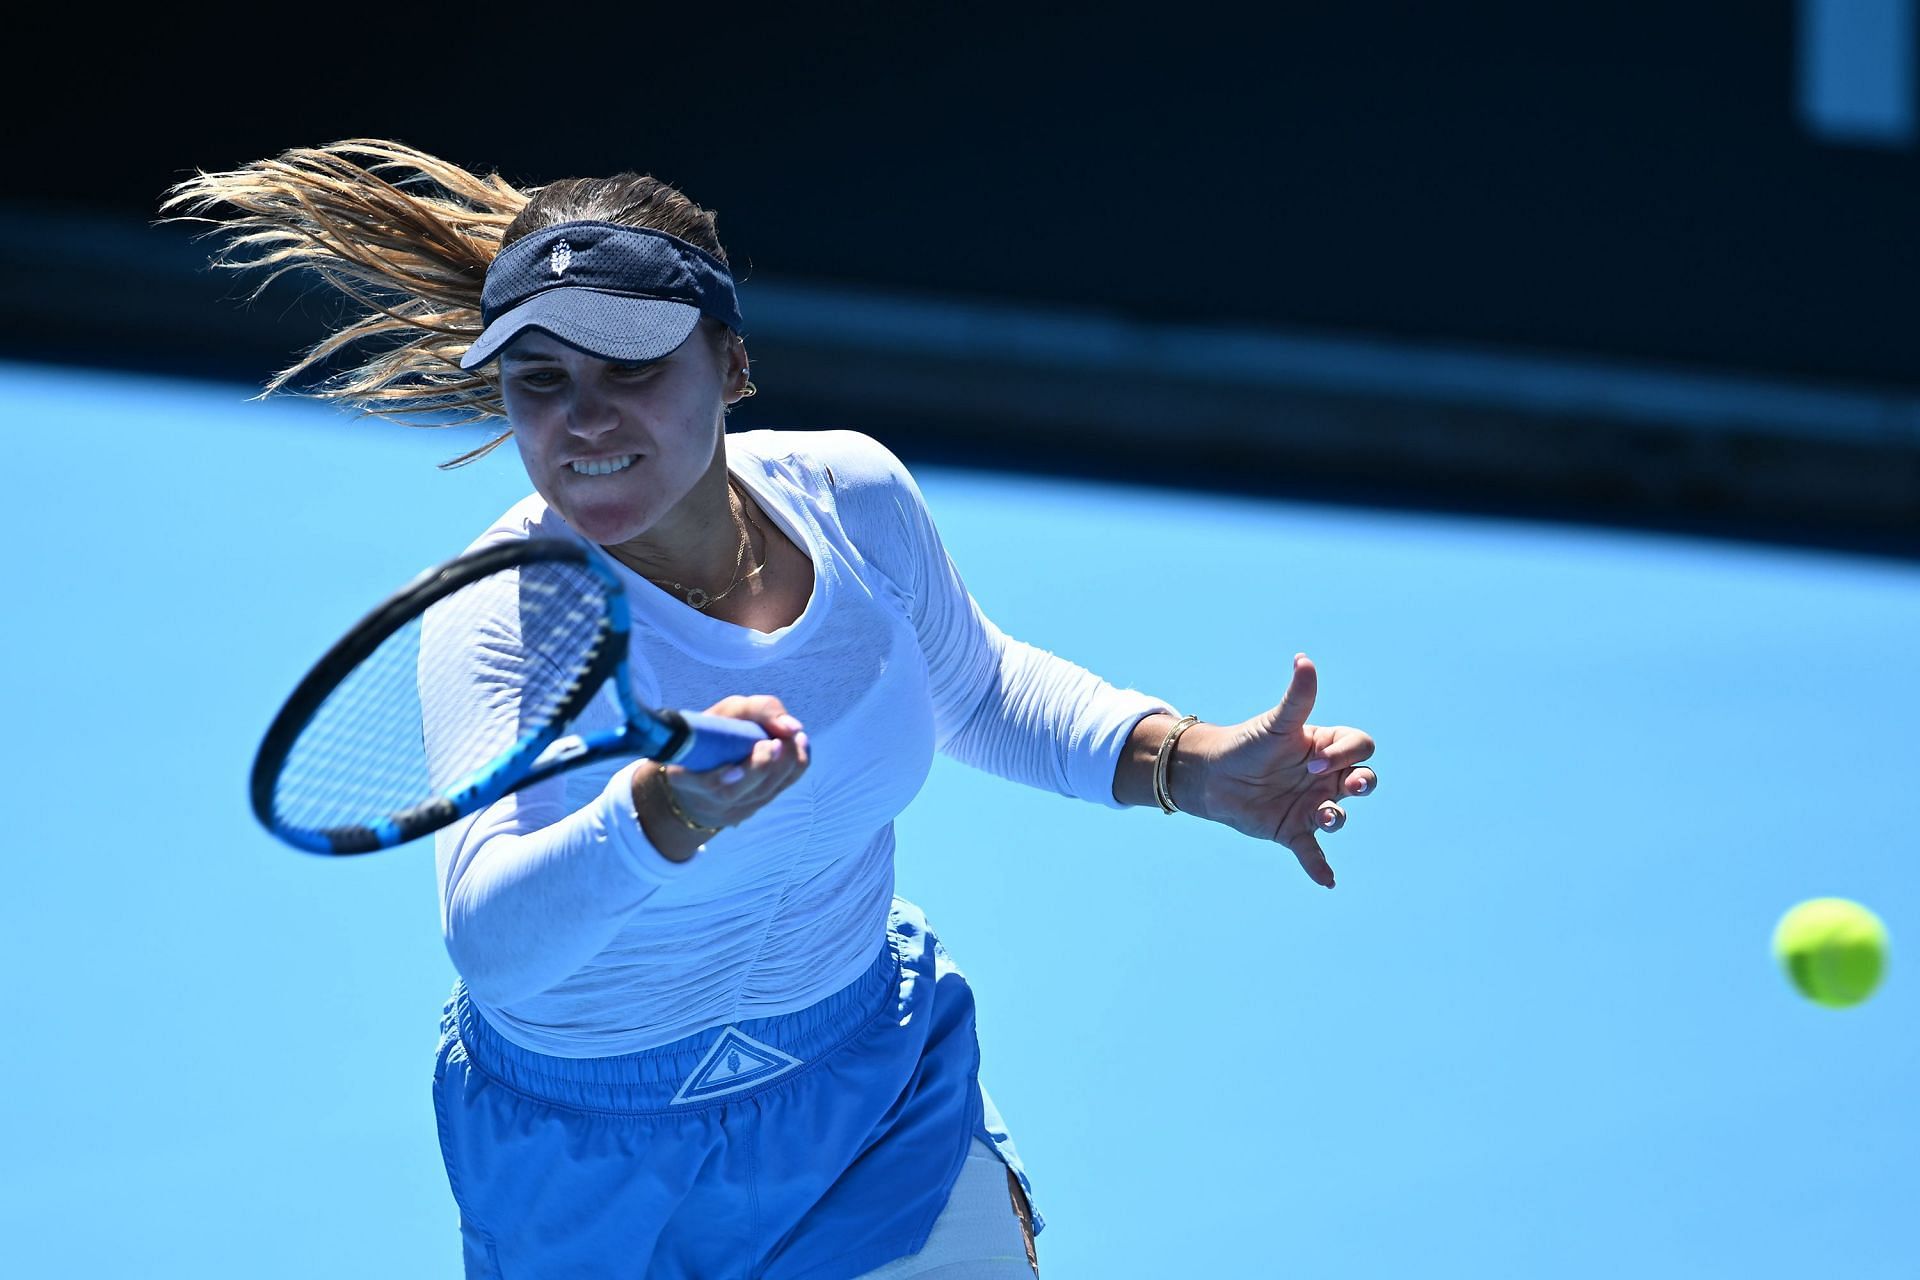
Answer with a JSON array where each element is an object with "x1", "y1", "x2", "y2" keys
[{"x1": 1170, "y1": 653, "x2": 1377, "y2": 889}]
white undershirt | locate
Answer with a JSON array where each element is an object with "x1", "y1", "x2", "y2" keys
[{"x1": 431, "y1": 429, "x2": 1174, "y2": 1057}]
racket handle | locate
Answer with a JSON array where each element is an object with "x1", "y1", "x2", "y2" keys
[{"x1": 667, "y1": 710, "x2": 771, "y2": 772}]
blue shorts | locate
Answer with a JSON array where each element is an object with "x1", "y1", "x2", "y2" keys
[{"x1": 432, "y1": 897, "x2": 1042, "y2": 1278}]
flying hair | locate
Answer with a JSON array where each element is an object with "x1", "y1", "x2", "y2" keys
[{"x1": 160, "y1": 139, "x2": 738, "y2": 468}]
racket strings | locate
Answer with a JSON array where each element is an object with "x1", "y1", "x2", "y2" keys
[{"x1": 271, "y1": 560, "x2": 612, "y2": 837}]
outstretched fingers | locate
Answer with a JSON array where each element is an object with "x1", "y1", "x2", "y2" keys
[{"x1": 1226, "y1": 655, "x2": 1377, "y2": 891}]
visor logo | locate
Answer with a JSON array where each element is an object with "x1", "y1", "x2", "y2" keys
[{"x1": 549, "y1": 240, "x2": 573, "y2": 277}]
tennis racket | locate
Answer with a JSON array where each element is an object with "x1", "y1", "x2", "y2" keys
[{"x1": 250, "y1": 538, "x2": 767, "y2": 855}]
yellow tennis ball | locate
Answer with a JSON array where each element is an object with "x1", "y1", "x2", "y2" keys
[{"x1": 1772, "y1": 898, "x2": 1889, "y2": 1008}]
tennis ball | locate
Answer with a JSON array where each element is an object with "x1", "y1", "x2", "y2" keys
[{"x1": 1772, "y1": 898, "x2": 1889, "y2": 1008}]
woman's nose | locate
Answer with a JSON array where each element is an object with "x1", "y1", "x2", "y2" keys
[{"x1": 565, "y1": 386, "x2": 623, "y2": 439}]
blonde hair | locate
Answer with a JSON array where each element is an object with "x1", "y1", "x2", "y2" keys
[{"x1": 160, "y1": 138, "x2": 737, "y2": 468}]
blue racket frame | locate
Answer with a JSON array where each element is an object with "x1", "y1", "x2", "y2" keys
[{"x1": 251, "y1": 539, "x2": 766, "y2": 855}]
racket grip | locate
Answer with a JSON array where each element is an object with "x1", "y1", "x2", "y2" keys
[{"x1": 669, "y1": 711, "x2": 771, "y2": 772}]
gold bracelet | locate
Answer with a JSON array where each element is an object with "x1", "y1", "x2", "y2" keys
[
  {"x1": 1153, "y1": 714, "x2": 1201, "y2": 814},
  {"x1": 657, "y1": 766, "x2": 721, "y2": 836}
]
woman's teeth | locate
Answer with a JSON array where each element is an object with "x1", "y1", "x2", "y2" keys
[{"x1": 570, "y1": 455, "x2": 637, "y2": 476}]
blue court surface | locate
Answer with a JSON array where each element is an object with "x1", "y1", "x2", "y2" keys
[{"x1": 4, "y1": 360, "x2": 1915, "y2": 1277}]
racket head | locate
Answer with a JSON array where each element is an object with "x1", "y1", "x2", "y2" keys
[{"x1": 250, "y1": 539, "x2": 626, "y2": 854}]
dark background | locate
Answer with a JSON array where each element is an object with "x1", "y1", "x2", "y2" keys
[{"x1": 8, "y1": 2, "x2": 1917, "y2": 553}]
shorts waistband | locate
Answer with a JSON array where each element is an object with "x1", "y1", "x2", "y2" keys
[{"x1": 445, "y1": 928, "x2": 901, "y2": 1115}]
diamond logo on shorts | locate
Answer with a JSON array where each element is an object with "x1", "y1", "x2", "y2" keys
[
  {"x1": 671, "y1": 1027, "x2": 804, "y2": 1105},
  {"x1": 549, "y1": 240, "x2": 573, "y2": 277}
]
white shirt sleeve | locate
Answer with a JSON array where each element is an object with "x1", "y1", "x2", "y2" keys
[
  {"x1": 420, "y1": 548, "x2": 701, "y2": 1008},
  {"x1": 433, "y1": 764, "x2": 699, "y2": 1007},
  {"x1": 818, "y1": 431, "x2": 1175, "y2": 809}
]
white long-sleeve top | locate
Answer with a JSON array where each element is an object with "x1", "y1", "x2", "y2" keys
[{"x1": 432, "y1": 429, "x2": 1174, "y2": 1057}]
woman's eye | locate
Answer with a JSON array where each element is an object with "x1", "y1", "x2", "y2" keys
[
  {"x1": 516, "y1": 370, "x2": 563, "y2": 389},
  {"x1": 612, "y1": 363, "x2": 654, "y2": 377}
]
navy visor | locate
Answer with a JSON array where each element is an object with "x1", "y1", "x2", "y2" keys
[{"x1": 461, "y1": 220, "x2": 742, "y2": 369}]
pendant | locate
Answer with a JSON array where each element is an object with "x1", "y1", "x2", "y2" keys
[{"x1": 685, "y1": 587, "x2": 712, "y2": 609}]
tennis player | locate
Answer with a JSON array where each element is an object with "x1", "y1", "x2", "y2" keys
[{"x1": 167, "y1": 141, "x2": 1378, "y2": 1278}]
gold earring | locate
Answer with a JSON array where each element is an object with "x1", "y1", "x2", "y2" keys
[{"x1": 738, "y1": 378, "x2": 757, "y2": 400}]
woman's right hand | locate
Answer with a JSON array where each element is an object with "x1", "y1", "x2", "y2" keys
[{"x1": 631, "y1": 694, "x2": 810, "y2": 860}]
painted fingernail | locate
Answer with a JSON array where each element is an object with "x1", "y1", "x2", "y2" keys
[
  {"x1": 1307, "y1": 758, "x2": 1330, "y2": 774},
  {"x1": 1354, "y1": 777, "x2": 1371, "y2": 794},
  {"x1": 778, "y1": 715, "x2": 803, "y2": 732},
  {"x1": 795, "y1": 732, "x2": 809, "y2": 754},
  {"x1": 722, "y1": 767, "x2": 746, "y2": 784},
  {"x1": 767, "y1": 740, "x2": 784, "y2": 760}
]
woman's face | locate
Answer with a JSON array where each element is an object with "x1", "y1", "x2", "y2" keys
[{"x1": 497, "y1": 325, "x2": 734, "y2": 545}]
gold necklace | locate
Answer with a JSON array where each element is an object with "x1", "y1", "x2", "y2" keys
[{"x1": 637, "y1": 478, "x2": 765, "y2": 611}]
